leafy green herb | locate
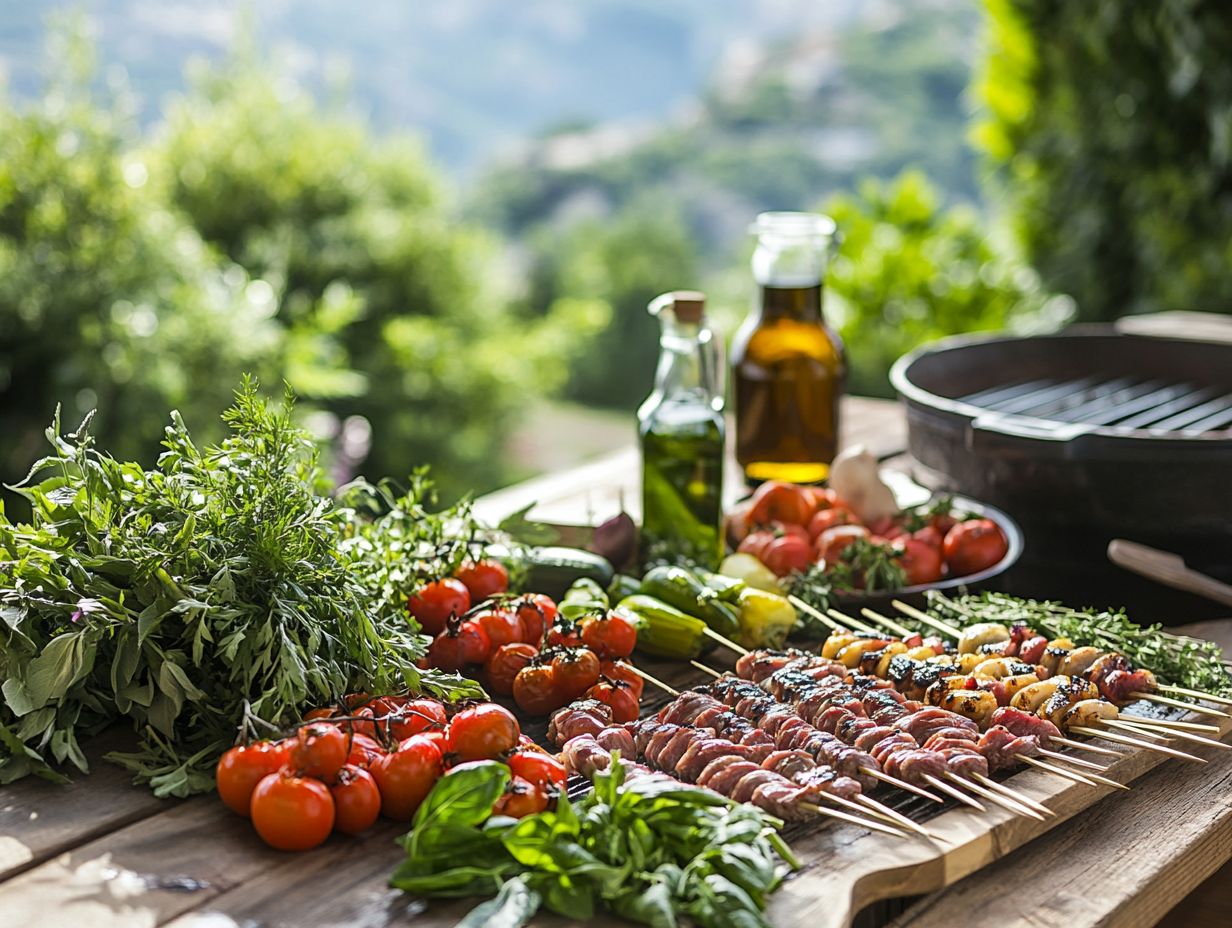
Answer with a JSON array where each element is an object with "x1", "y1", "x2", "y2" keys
[
  {"x1": 390, "y1": 757, "x2": 796, "y2": 928},
  {"x1": 0, "y1": 381, "x2": 480, "y2": 794},
  {"x1": 924, "y1": 591, "x2": 1232, "y2": 696},
  {"x1": 787, "y1": 538, "x2": 909, "y2": 625},
  {"x1": 899, "y1": 495, "x2": 960, "y2": 533}
]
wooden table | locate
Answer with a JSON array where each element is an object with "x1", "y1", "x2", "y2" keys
[{"x1": 2, "y1": 396, "x2": 1229, "y2": 928}]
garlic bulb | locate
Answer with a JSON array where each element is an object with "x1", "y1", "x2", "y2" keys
[{"x1": 828, "y1": 445, "x2": 899, "y2": 524}]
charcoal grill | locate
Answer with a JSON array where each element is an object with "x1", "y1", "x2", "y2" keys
[{"x1": 890, "y1": 326, "x2": 1232, "y2": 618}]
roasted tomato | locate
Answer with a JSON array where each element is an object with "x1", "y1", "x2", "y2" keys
[
  {"x1": 446, "y1": 704, "x2": 521, "y2": 761},
  {"x1": 485, "y1": 643, "x2": 539, "y2": 696},
  {"x1": 427, "y1": 618, "x2": 491, "y2": 671},
  {"x1": 551, "y1": 648, "x2": 601, "y2": 701},
  {"x1": 492, "y1": 775, "x2": 549, "y2": 819},
  {"x1": 513, "y1": 594, "x2": 557, "y2": 646},
  {"x1": 513, "y1": 664, "x2": 563, "y2": 714},
  {"x1": 579, "y1": 612, "x2": 637, "y2": 659},
  {"x1": 585, "y1": 679, "x2": 639, "y2": 723}
]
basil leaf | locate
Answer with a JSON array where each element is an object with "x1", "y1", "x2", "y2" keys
[{"x1": 456, "y1": 876, "x2": 541, "y2": 928}]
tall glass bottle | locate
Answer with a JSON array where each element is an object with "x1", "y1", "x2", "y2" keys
[
  {"x1": 731, "y1": 211, "x2": 845, "y2": 484},
  {"x1": 638, "y1": 291, "x2": 726, "y2": 568}
]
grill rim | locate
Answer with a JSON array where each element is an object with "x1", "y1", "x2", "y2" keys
[{"x1": 890, "y1": 326, "x2": 1232, "y2": 446}]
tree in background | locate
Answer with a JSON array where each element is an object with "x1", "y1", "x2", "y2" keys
[{"x1": 976, "y1": 0, "x2": 1232, "y2": 320}]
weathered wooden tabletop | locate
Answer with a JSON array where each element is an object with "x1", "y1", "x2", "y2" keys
[{"x1": 2, "y1": 395, "x2": 1230, "y2": 928}]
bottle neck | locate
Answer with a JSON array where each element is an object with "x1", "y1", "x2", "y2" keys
[
  {"x1": 647, "y1": 320, "x2": 724, "y2": 412},
  {"x1": 759, "y1": 283, "x2": 823, "y2": 322}
]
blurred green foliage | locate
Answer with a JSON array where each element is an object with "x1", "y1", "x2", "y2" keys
[{"x1": 975, "y1": 0, "x2": 1232, "y2": 320}]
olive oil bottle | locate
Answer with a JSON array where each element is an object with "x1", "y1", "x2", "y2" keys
[
  {"x1": 638, "y1": 291, "x2": 725, "y2": 568},
  {"x1": 731, "y1": 211, "x2": 845, "y2": 484}
]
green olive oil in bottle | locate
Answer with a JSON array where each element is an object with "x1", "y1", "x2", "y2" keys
[{"x1": 638, "y1": 291, "x2": 726, "y2": 568}]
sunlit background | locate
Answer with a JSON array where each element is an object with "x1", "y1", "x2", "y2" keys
[{"x1": 1, "y1": 0, "x2": 1227, "y2": 504}]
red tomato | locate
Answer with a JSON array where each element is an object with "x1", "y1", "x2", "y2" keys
[
  {"x1": 725, "y1": 499, "x2": 754, "y2": 546},
  {"x1": 216, "y1": 741, "x2": 291, "y2": 817},
  {"x1": 513, "y1": 665, "x2": 562, "y2": 714},
  {"x1": 250, "y1": 771, "x2": 335, "y2": 851},
  {"x1": 551, "y1": 648, "x2": 601, "y2": 701},
  {"x1": 736, "y1": 530, "x2": 778, "y2": 561},
  {"x1": 344, "y1": 706, "x2": 378, "y2": 740},
  {"x1": 912, "y1": 525, "x2": 945, "y2": 551},
  {"x1": 894, "y1": 537, "x2": 944, "y2": 586},
  {"x1": 427, "y1": 618, "x2": 491, "y2": 671},
  {"x1": 370, "y1": 734, "x2": 444, "y2": 820},
  {"x1": 446, "y1": 704, "x2": 521, "y2": 761},
  {"x1": 406, "y1": 578, "x2": 471, "y2": 636},
  {"x1": 580, "y1": 612, "x2": 637, "y2": 659},
  {"x1": 290, "y1": 723, "x2": 349, "y2": 782},
  {"x1": 807, "y1": 507, "x2": 855, "y2": 542},
  {"x1": 931, "y1": 512, "x2": 959, "y2": 537},
  {"x1": 492, "y1": 776, "x2": 550, "y2": 818},
  {"x1": 943, "y1": 519, "x2": 1009, "y2": 576},
  {"x1": 485, "y1": 643, "x2": 539, "y2": 695},
  {"x1": 329, "y1": 764, "x2": 381, "y2": 834},
  {"x1": 513, "y1": 594, "x2": 557, "y2": 646},
  {"x1": 767, "y1": 520, "x2": 809, "y2": 541},
  {"x1": 507, "y1": 750, "x2": 567, "y2": 791},
  {"x1": 747, "y1": 481, "x2": 813, "y2": 526},
  {"x1": 302, "y1": 707, "x2": 336, "y2": 722},
  {"x1": 816, "y1": 525, "x2": 870, "y2": 567},
  {"x1": 545, "y1": 619, "x2": 584, "y2": 649},
  {"x1": 585, "y1": 679, "x2": 639, "y2": 723},
  {"x1": 474, "y1": 608, "x2": 524, "y2": 651},
  {"x1": 517, "y1": 734, "x2": 551, "y2": 754},
  {"x1": 599, "y1": 659, "x2": 644, "y2": 700},
  {"x1": 454, "y1": 559, "x2": 509, "y2": 602},
  {"x1": 387, "y1": 698, "x2": 448, "y2": 740},
  {"x1": 801, "y1": 486, "x2": 839, "y2": 513},
  {"x1": 345, "y1": 734, "x2": 385, "y2": 769},
  {"x1": 760, "y1": 534, "x2": 813, "y2": 577}
]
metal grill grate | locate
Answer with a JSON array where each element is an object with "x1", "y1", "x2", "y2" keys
[{"x1": 958, "y1": 378, "x2": 1232, "y2": 436}]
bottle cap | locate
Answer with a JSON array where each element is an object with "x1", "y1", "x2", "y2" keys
[{"x1": 648, "y1": 290, "x2": 706, "y2": 323}]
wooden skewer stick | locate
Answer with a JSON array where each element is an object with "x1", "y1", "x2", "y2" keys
[
  {"x1": 1157, "y1": 684, "x2": 1232, "y2": 707},
  {"x1": 689, "y1": 659, "x2": 722, "y2": 679},
  {"x1": 1018, "y1": 754, "x2": 1129, "y2": 790},
  {"x1": 1102, "y1": 719, "x2": 1173, "y2": 741},
  {"x1": 1050, "y1": 734, "x2": 1122, "y2": 756},
  {"x1": 629, "y1": 665, "x2": 681, "y2": 697},
  {"x1": 948, "y1": 773, "x2": 1045, "y2": 820},
  {"x1": 800, "y1": 802, "x2": 909, "y2": 838},
  {"x1": 860, "y1": 607, "x2": 915, "y2": 639},
  {"x1": 785, "y1": 595, "x2": 841, "y2": 631},
  {"x1": 1038, "y1": 748, "x2": 1112, "y2": 772},
  {"x1": 1130, "y1": 691, "x2": 1230, "y2": 718},
  {"x1": 864, "y1": 768, "x2": 944, "y2": 803},
  {"x1": 827, "y1": 608, "x2": 880, "y2": 637},
  {"x1": 890, "y1": 598, "x2": 963, "y2": 639},
  {"x1": 1070, "y1": 725, "x2": 1208, "y2": 763},
  {"x1": 923, "y1": 774, "x2": 986, "y2": 811},
  {"x1": 1111, "y1": 719, "x2": 1232, "y2": 752},
  {"x1": 702, "y1": 626, "x2": 750, "y2": 655},
  {"x1": 1120, "y1": 715, "x2": 1221, "y2": 733},
  {"x1": 971, "y1": 773, "x2": 1054, "y2": 817},
  {"x1": 855, "y1": 794, "x2": 944, "y2": 840}
]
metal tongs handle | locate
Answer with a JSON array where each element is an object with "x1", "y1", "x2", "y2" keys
[{"x1": 1108, "y1": 539, "x2": 1232, "y2": 608}]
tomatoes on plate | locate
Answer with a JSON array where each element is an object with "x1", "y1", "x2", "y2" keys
[
  {"x1": 943, "y1": 519, "x2": 1009, "y2": 576},
  {"x1": 485, "y1": 643, "x2": 539, "y2": 695},
  {"x1": 760, "y1": 534, "x2": 812, "y2": 577},
  {"x1": 747, "y1": 481, "x2": 813, "y2": 526},
  {"x1": 894, "y1": 537, "x2": 944, "y2": 586},
  {"x1": 492, "y1": 776, "x2": 550, "y2": 819},
  {"x1": 551, "y1": 648, "x2": 601, "y2": 701},
  {"x1": 736, "y1": 530, "x2": 777, "y2": 561},
  {"x1": 580, "y1": 612, "x2": 637, "y2": 659},
  {"x1": 329, "y1": 764, "x2": 381, "y2": 834},
  {"x1": 513, "y1": 664, "x2": 562, "y2": 714},
  {"x1": 370, "y1": 734, "x2": 444, "y2": 821},
  {"x1": 507, "y1": 750, "x2": 567, "y2": 792},
  {"x1": 427, "y1": 618, "x2": 491, "y2": 671},
  {"x1": 446, "y1": 704, "x2": 520, "y2": 761},
  {"x1": 216, "y1": 741, "x2": 291, "y2": 817},
  {"x1": 911, "y1": 525, "x2": 945, "y2": 551},
  {"x1": 290, "y1": 723, "x2": 349, "y2": 782},
  {"x1": 513, "y1": 594, "x2": 557, "y2": 646},
  {"x1": 807, "y1": 507, "x2": 854, "y2": 542},
  {"x1": 250, "y1": 772, "x2": 335, "y2": 851},
  {"x1": 585, "y1": 679, "x2": 639, "y2": 723},
  {"x1": 454, "y1": 559, "x2": 509, "y2": 602},
  {"x1": 406, "y1": 578, "x2": 471, "y2": 636},
  {"x1": 815, "y1": 525, "x2": 869, "y2": 567}
]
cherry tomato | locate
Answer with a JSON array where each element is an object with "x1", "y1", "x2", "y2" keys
[
  {"x1": 370, "y1": 734, "x2": 444, "y2": 820},
  {"x1": 943, "y1": 519, "x2": 1009, "y2": 576},
  {"x1": 931, "y1": 512, "x2": 959, "y2": 537},
  {"x1": 767, "y1": 520, "x2": 810, "y2": 541},
  {"x1": 545, "y1": 619, "x2": 584, "y2": 649},
  {"x1": 345, "y1": 733, "x2": 385, "y2": 769},
  {"x1": 407, "y1": 578, "x2": 471, "y2": 636},
  {"x1": 344, "y1": 706, "x2": 377, "y2": 740},
  {"x1": 492, "y1": 776, "x2": 550, "y2": 819},
  {"x1": 427, "y1": 618, "x2": 491, "y2": 671},
  {"x1": 513, "y1": 664, "x2": 561, "y2": 714},
  {"x1": 736, "y1": 530, "x2": 777, "y2": 561},
  {"x1": 302, "y1": 707, "x2": 336, "y2": 722},
  {"x1": 585, "y1": 679, "x2": 639, "y2": 723},
  {"x1": 747, "y1": 481, "x2": 813, "y2": 526},
  {"x1": 911, "y1": 525, "x2": 945, "y2": 551},
  {"x1": 474, "y1": 607, "x2": 524, "y2": 651},
  {"x1": 517, "y1": 734, "x2": 551, "y2": 754},
  {"x1": 807, "y1": 506, "x2": 855, "y2": 542},
  {"x1": 513, "y1": 594, "x2": 557, "y2": 646},
  {"x1": 508, "y1": 750, "x2": 567, "y2": 791},
  {"x1": 760, "y1": 534, "x2": 813, "y2": 577},
  {"x1": 894, "y1": 537, "x2": 944, "y2": 586},
  {"x1": 801, "y1": 486, "x2": 839, "y2": 513},
  {"x1": 816, "y1": 524, "x2": 870, "y2": 567},
  {"x1": 387, "y1": 698, "x2": 448, "y2": 740},
  {"x1": 216, "y1": 741, "x2": 291, "y2": 817},
  {"x1": 486, "y1": 642, "x2": 539, "y2": 695},
  {"x1": 290, "y1": 723, "x2": 349, "y2": 782},
  {"x1": 551, "y1": 648, "x2": 601, "y2": 701},
  {"x1": 250, "y1": 771, "x2": 335, "y2": 851},
  {"x1": 580, "y1": 612, "x2": 637, "y2": 659},
  {"x1": 454, "y1": 559, "x2": 509, "y2": 602},
  {"x1": 599, "y1": 659, "x2": 644, "y2": 700},
  {"x1": 446, "y1": 703, "x2": 520, "y2": 761},
  {"x1": 329, "y1": 764, "x2": 381, "y2": 834}
]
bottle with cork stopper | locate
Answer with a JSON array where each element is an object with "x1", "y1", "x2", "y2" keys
[{"x1": 637, "y1": 290, "x2": 726, "y2": 568}]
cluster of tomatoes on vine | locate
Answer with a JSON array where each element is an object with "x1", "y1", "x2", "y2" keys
[
  {"x1": 215, "y1": 694, "x2": 567, "y2": 852},
  {"x1": 410, "y1": 561, "x2": 642, "y2": 721}
]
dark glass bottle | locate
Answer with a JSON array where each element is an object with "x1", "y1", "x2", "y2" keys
[
  {"x1": 638, "y1": 291, "x2": 725, "y2": 568},
  {"x1": 731, "y1": 212, "x2": 845, "y2": 484}
]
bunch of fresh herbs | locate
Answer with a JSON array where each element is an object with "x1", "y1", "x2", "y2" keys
[
  {"x1": 390, "y1": 759, "x2": 797, "y2": 928},
  {"x1": 0, "y1": 381, "x2": 480, "y2": 795}
]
